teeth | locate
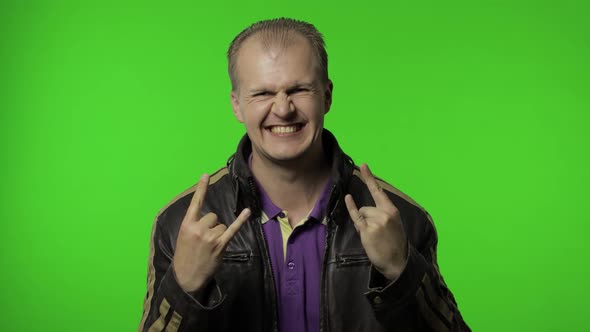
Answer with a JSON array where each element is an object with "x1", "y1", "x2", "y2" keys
[{"x1": 270, "y1": 125, "x2": 299, "y2": 134}]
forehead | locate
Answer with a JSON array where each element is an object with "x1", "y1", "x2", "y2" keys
[{"x1": 235, "y1": 34, "x2": 320, "y2": 90}]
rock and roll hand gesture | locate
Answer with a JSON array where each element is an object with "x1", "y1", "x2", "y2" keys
[
  {"x1": 345, "y1": 164, "x2": 409, "y2": 281},
  {"x1": 173, "y1": 174, "x2": 251, "y2": 293},
  {"x1": 173, "y1": 165, "x2": 406, "y2": 293}
]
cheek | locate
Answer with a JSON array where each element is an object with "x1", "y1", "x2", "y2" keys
[
  {"x1": 293, "y1": 97, "x2": 326, "y2": 119},
  {"x1": 243, "y1": 103, "x2": 271, "y2": 128}
]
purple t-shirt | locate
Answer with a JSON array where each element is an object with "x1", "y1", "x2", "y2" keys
[{"x1": 253, "y1": 177, "x2": 332, "y2": 332}]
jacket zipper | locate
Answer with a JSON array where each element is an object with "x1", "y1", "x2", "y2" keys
[
  {"x1": 248, "y1": 177, "x2": 280, "y2": 332},
  {"x1": 320, "y1": 184, "x2": 337, "y2": 332},
  {"x1": 221, "y1": 252, "x2": 250, "y2": 262},
  {"x1": 337, "y1": 254, "x2": 370, "y2": 266}
]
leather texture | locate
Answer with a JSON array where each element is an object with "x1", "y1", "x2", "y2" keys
[{"x1": 138, "y1": 130, "x2": 471, "y2": 332}]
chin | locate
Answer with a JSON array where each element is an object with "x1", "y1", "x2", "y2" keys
[
  {"x1": 259, "y1": 144, "x2": 311, "y2": 163},
  {"x1": 253, "y1": 135, "x2": 321, "y2": 164},
  {"x1": 267, "y1": 150, "x2": 306, "y2": 163}
]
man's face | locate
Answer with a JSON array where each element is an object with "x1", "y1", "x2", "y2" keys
[{"x1": 231, "y1": 34, "x2": 333, "y2": 165}]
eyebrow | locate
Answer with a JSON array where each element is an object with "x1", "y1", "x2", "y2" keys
[{"x1": 248, "y1": 82, "x2": 315, "y2": 95}]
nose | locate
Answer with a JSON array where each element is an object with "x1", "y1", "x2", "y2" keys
[{"x1": 272, "y1": 92, "x2": 295, "y2": 118}]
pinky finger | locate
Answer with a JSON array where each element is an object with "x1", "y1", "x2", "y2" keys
[{"x1": 217, "y1": 208, "x2": 251, "y2": 249}]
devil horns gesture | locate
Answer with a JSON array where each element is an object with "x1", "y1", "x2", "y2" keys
[
  {"x1": 345, "y1": 164, "x2": 409, "y2": 280},
  {"x1": 173, "y1": 174, "x2": 251, "y2": 293}
]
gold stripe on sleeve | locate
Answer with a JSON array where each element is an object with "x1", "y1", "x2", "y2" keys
[
  {"x1": 148, "y1": 298, "x2": 171, "y2": 332},
  {"x1": 139, "y1": 167, "x2": 229, "y2": 331},
  {"x1": 138, "y1": 216, "x2": 159, "y2": 331},
  {"x1": 156, "y1": 167, "x2": 229, "y2": 216},
  {"x1": 422, "y1": 274, "x2": 454, "y2": 323},
  {"x1": 209, "y1": 167, "x2": 229, "y2": 185},
  {"x1": 416, "y1": 287, "x2": 449, "y2": 332},
  {"x1": 352, "y1": 169, "x2": 436, "y2": 227},
  {"x1": 164, "y1": 311, "x2": 182, "y2": 332}
]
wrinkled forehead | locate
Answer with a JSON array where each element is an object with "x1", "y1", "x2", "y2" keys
[{"x1": 234, "y1": 33, "x2": 321, "y2": 87}]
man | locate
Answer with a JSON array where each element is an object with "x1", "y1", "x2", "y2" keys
[{"x1": 139, "y1": 18, "x2": 470, "y2": 332}]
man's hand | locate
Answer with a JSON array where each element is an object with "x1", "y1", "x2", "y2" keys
[
  {"x1": 173, "y1": 174, "x2": 251, "y2": 293},
  {"x1": 345, "y1": 164, "x2": 408, "y2": 280}
]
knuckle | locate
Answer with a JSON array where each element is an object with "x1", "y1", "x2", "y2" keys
[
  {"x1": 180, "y1": 223, "x2": 197, "y2": 236},
  {"x1": 204, "y1": 232, "x2": 218, "y2": 243},
  {"x1": 201, "y1": 213, "x2": 218, "y2": 224},
  {"x1": 193, "y1": 227, "x2": 207, "y2": 239},
  {"x1": 179, "y1": 220, "x2": 190, "y2": 231},
  {"x1": 355, "y1": 215, "x2": 365, "y2": 224},
  {"x1": 191, "y1": 196, "x2": 203, "y2": 207},
  {"x1": 388, "y1": 208, "x2": 400, "y2": 219}
]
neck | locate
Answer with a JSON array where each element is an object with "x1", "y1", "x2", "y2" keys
[{"x1": 250, "y1": 144, "x2": 331, "y2": 214}]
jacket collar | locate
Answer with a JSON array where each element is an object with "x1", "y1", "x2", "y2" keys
[{"x1": 228, "y1": 129, "x2": 354, "y2": 225}]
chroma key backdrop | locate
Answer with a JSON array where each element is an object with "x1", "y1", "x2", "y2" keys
[{"x1": 1, "y1": 0, "x2": 588, "y2": 331}]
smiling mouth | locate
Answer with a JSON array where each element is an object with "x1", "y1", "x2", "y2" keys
[{"x1": 266, "y1": 124, "x2": 305, "y2": 135}]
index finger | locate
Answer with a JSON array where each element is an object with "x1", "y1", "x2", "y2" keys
[
  {"x1": 360, "y1": 163, "x2": 392, "y2": 208},
  {"x1": 185, "y1": 174, "x2": 210, "y2": 222}
]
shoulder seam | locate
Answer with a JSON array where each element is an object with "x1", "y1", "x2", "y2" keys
[
  {"x1": 351, "y1": 169, "x2": 434, "y2": 223},
  {"x1": 155, "y1": 167, "x2": 230, "y2": 219}
]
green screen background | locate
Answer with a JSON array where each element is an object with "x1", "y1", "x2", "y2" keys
[{"x1": 1, "y1": 0, "x2": 588, "y2": 330}]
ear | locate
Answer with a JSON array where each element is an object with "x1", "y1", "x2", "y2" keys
[
  {"x1": 324, "y1": 80, "x2": 334, "y2": 114},
  {"x1": 231, "y1": 90, "x2": 244, "y2": 123}
]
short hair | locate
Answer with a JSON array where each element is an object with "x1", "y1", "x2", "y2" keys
[{"x1": 227, "y1": 17, "x2": 329, "y2": 91}]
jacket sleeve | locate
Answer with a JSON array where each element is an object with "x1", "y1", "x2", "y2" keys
[
  {"x1": 138, "y1": 214, "x2": 226, "y2": 332},
  {"x1": 364, "y1": 212, "x2": 471, "y2": 332}
]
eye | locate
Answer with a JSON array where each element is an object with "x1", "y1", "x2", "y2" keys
[
  {"x1": 253, "y1": 91, "x2": 272, "y2": 97},
  {"x1": 288, "y1": 87, "x2": 309, "y2": 94}
]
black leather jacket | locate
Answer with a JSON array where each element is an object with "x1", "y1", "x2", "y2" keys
[{"x1": 139, "y1": 130, "x2": 470, "y2": 332}]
